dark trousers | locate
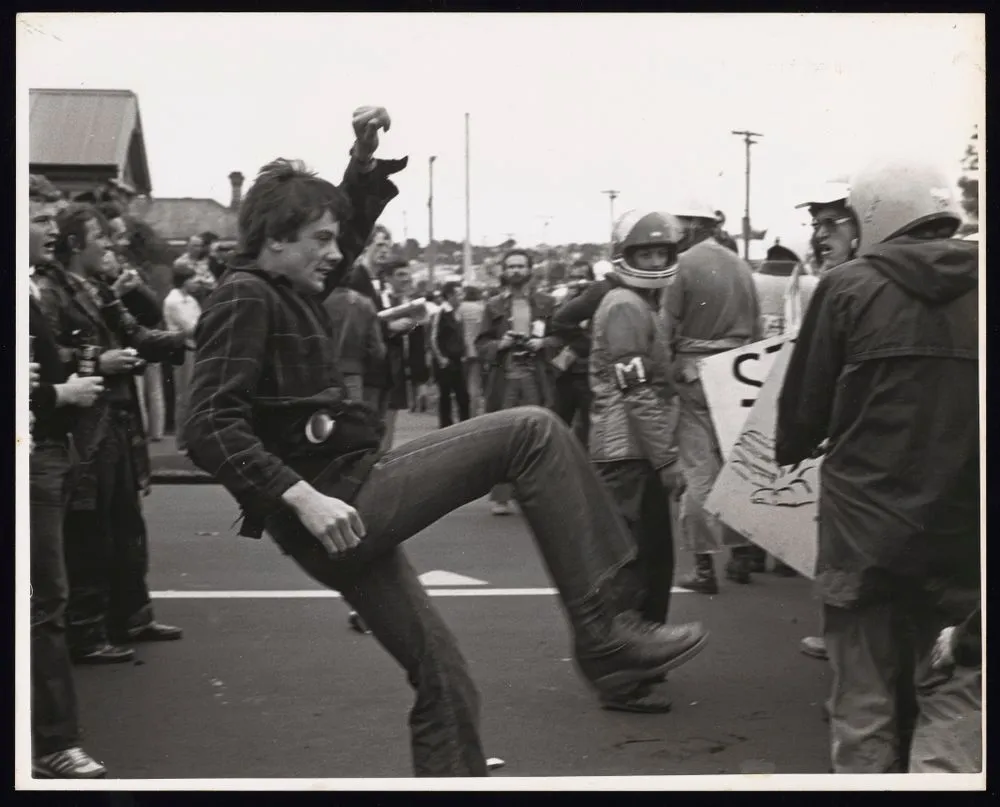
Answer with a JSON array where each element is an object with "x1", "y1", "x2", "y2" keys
[
  {"x1": 552, "y1": 371, "x2": 592, "y2": 447},
  {"x1": 596, "y1": 460, "x2": 676, "y2": 624},
  {"x1": 30, "y1": 440, "x2": 80, "y2": 756},
  {"x1": 65, "y1": 411, "x2": 154, "y2": 651},
  {"x1": 436, "y1": 361, "x2": 470, "y2": 428},
  {"x1": 265, "y1": 407, "x2": 642, "y2": 776}
]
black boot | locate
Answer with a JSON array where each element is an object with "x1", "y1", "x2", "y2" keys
[
  {"x1": 677, "y1": 553, "x2": 719, "y2": 594},
  {"x1": 575, "y1": 612, "x2": 708, "y2": 694},
  {"x1": 725, "y1": 547, "x2": 753, "y2": 584},
  {"x1": 747, "y1": 546, "x2": 768, "y2": 573}
]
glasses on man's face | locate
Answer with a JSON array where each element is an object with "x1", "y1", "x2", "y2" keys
[{"x1": 810, "y1": 216, "x2": 852, "y2": 235}]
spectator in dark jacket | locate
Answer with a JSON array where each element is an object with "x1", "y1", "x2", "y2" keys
[
  {"x1": 323, "y1": 284, "x2": 386, "y2": 406},
  {"x1": 429, "y1": 281, "x2": 470, "y2": 427},
  {"x1": 776, "y1": 157, "x2": 980, "y2": 774},
  {"x1": 28, "y1": 177, "x2": 108, "y2": 779},
  {"x1": 548, "y1": 260, "x2": 598, "y2": 446}
]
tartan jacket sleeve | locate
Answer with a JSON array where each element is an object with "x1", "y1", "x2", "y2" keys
[
  {"x1": 183, "y1": 276, "x2": 304, "y2": 516},
  {"x1": 322, "y1": 155, "x2": 409, "y2": 297}
]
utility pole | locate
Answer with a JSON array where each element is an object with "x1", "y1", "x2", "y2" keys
[
  {"x1": 539, "y1": 215, "x2": 553, "y2": 287},
  {"x1": 602, "y1": 189, "x2": 619, "y2": 258},
  {"x1": 731, "y1": 130, "x2": 763, "y2": 262},
  {"x1": 463, "y1": 113, "x2": 473, "y2": 285},
  {"x1": 428, "y1": 156, "x2": 437, "y2": 287}
]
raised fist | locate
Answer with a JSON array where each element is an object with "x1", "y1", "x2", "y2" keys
[{"x1": 352, "y1": 106, "x2": 392, "y2": 159}]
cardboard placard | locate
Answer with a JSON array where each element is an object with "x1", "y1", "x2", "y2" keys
[
  {"x1": 704, "y1": 343, "x2": 820, "y2": 578},
  {"x1": 697, "y1": 335, "x2": 787, "y2": 459}
]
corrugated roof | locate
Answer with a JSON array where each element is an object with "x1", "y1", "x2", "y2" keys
[
  {"x1": 30, "y1": 89, "x2": 139, "y2": 167},
  {"x1": 131, "y1": 198, "x2": 239, "y2": 242}
]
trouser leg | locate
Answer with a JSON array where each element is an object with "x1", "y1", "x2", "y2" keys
[
  {"x1": 106, "y1": 414, "x2": 154, "y2": 638},
  {"x1": 268, "y1": 533, "x2": 487, "y2": 777},
  {"x1": 824, "y1": 602, "x2": 909, "y2": 773},
  {"x1": 30, "y1": 442, "x2": 80, "y2": 755}
]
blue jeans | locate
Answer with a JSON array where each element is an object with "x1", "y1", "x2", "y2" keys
[
  {"x1": 266, "y1": 407, "x2": 640, "y2": 776},
  {"x1": 30, "y1": 439, "x2": 80, "y2": 756}
]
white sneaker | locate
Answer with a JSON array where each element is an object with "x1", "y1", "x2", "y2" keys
[
  {"x1": 491, "y1": 502, "x2": 514, "y2": 516},
  {"x1": 800, "y1": 636, "x2": 828, "y2": 660},
  {"x1": 33, "y1": 747, "x2": 107, "y2": 778}
]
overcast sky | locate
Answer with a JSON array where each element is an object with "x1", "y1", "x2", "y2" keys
[{"x1": 18, "y1": 12, "x2": 984, "y2": 246}]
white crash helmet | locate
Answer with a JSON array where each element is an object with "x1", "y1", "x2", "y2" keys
[
  {"x1": 669, "y1": 198, "x2": 718, "y2": 222},
  {"x1": 610, "y1": 209, "x2": 685, "y2": 289},
  {"x1": 848, "y1": 156, "x2": 963, "y2": 254}
]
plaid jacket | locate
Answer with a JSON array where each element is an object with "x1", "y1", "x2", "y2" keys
[{"x1": 184, "y1": 154, "x2": 405, "y2": 531}]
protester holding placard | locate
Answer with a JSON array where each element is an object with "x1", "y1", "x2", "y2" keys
[{"x1": 775, "y1": 156, "x2": 980, "y2": 774}]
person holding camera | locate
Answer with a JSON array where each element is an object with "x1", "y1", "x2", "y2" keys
[
  {"x1": 35, "y1": 202, "x2": 188, "y2": 664},
  {"x1": 475, "y1": 250, "x2": 558, "y2": 515}
]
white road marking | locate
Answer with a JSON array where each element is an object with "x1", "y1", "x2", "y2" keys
[
  {"x1": 150, "y1": 588, "x2": 693, "y2": 599},
  {"x1": 417, "y1": 570, "x2": 488, "y2": 586}
]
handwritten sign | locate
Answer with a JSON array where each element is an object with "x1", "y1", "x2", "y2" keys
[
  {"x1": 697, "y1": 335, "x2": 788, "y2": 459},
  {"x1": 704, "y1": 343, "x2": 820, "y2": 579}
]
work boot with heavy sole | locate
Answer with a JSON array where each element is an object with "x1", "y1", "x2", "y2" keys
[{"x1": 576, "y1": 614, "x2": 708, "y2": 693}]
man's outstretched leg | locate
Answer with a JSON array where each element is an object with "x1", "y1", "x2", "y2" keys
[{"x1": 333, "y1": 406, "x2": 707, "y2": 694}]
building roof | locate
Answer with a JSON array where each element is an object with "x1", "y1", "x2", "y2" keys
[
  {"x1": 131, "y1": 197, "x2": 239, "y2": 243},
  {"x1": 30, "y1": 89, "x2": 152, "y2": 191}
]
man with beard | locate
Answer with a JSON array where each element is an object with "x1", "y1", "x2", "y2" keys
[
  {"x1": 587, "y1": 211, "x2": 690, "y2": 713},
  {"x1": 36, "y1": 203, "x2": 187, "y2": 664},
  {"x1": 476, "y1": 250, "x2": 557, "y2": 515},
  {"x1": 182, "y1": 108, "x2": 708, "y2": 777},
  {"x1": 776, "y1": 156, "x2": 980, "y2": 773},
  {"x1": 548, "y1": 260, "x2": 598, "y2": 447},
  {"x1": 28, "y1": 176, "x2": 107, "y2": 778},
  {"x1": 666, "y1": 199, "x2": 763, "y2": 594}
]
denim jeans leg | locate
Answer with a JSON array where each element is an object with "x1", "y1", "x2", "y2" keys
[
  {"x1": 30, "y1": 441, "x2": 80, "y2": 755},
  {"x1": 347, "y1": 407, "x2": 636, "y2": 638},
  {"x1": 106, "y1": 417, "x2": 153, "y2": 637},
  {"x1": 266, "y1": 529, "x2": 487, "y2": 777}
]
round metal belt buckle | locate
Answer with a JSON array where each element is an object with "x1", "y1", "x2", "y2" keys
[{"x1": 305, "y1": 410, "x2": 337, "y2": 444}]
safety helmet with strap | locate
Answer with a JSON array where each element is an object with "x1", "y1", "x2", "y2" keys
[{"x1": 611, "y1": 210, "x2": 684, "y2": 289}]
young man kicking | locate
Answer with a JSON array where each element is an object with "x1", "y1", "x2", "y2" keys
[{"x1": 184, "y1": 107, "x2": 708, "y2": 777}]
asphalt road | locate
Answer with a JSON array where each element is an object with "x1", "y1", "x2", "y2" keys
[{"x1": 73, "y1": 414, "x2": 833, "y2": 779}]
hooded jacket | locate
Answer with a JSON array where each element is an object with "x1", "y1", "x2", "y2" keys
[{"x1": 776, "y1": 237, "x2": 979, "y2": 612}]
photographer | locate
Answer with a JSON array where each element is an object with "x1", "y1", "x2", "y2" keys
[{"x1": 475, "y1": 249, "x2": 558, "y2": 515}]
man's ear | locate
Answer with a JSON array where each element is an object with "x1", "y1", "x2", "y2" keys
[{"x1": 268, "y1": 239, "x2": 285, "y2": 253}]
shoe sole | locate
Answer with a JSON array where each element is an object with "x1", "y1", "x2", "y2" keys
[
  {"x1": 800, "y1": 648, "x2": 829, "y2": 661},
  {"x1": 600, "y1": 698, "x2": 673, "y2": 714},
  {"x1": 72, "y1": 654, "x2": 134, "y2": 665},
  {"x1": 32, "y1": 767, "x2": 107, "y2": 779},
  {"x1": 584, "y1": 632, "x2": 710, "y2": 692}
]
